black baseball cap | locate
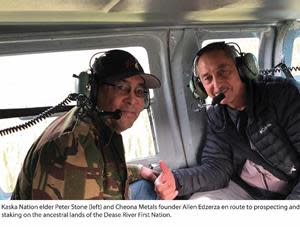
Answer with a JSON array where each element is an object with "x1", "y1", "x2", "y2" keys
[{"x1": 92, "y1": 49, "x2": 161, "y2": 89}]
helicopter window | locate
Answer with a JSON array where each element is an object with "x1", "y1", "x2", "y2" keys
[{"x1": 292, "y1": 37, "x2": 300, "y2": 81}]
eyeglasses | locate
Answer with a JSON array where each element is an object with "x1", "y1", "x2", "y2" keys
[{"x1": 104, "y1": 82, "x2": 148, "y2": 98}]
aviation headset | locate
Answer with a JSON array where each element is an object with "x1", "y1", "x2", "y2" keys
[
  {"x1": 189, "y1": 42, "x2": 259, "y2": 100},
  {"x1": 77, "y1": 50, "x2": 152, "y2": 109},
  {"x1": 74, "y1": 52, "x2": 105, "y2": 108}
]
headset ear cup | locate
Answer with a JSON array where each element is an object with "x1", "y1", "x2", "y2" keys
[
  {"x1": 236, "y1": 53, "x2": 259, "y2": 81},
  {"x1": 243, "y1": 53, "x2": 259, "y2": 79},
  {"x1": 189, "y1": 76, "x2": 208, "y2": 100},
  {"x1": 89, "y1": 74, "x2": 98, "y2": 108},
  {"x1": 77, "y1": 71, "x2": 90, "y2": 96},
  {"x1": 235, "y1": 56, "x2": 245, "y2": 81}
]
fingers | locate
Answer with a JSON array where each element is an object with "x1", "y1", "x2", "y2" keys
[
  {"x1": 152, "y1": 170, "x2": 160, "y2": 177},
  {"x1": 160, "y1": 160, "x2": 171, "y2": 175},
  {"x1": 159, "y1": 160, "x2": 171, "y2": 182},
  {"x1": 148, "y1": 172, "x2": 158, "y2": 182},
  {"x1": 154, "y1": 160, "x2": 177, "y2": 200},
  {"x1": 140, "y1": 166, "x2": 158, "y2": 182},
  {"x1": 155, "y1": 176, "x2": 178, "y2": 200}
]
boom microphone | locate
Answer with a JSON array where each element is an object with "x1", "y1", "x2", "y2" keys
[
  {"x1": 211, "y1": 93, "x2": 225, "y2": 106},
  {"x1": 192, "y1": 92, "x2": 225, "y2": 112},
  {"x1": 97, "y1": 109, "x2": 122, "y2": 119}
]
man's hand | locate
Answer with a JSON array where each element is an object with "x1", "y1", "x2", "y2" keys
[
  {"x1": 154, "y1": 160, "x2": 178, "y2": 200},
  {"x1": 140, "y1": 166, "x2": 160, "y2": 182}
]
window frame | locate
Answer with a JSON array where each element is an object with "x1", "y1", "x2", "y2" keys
[{"x1": 0, "y1": 28, "x2": 186, "y2": 168}]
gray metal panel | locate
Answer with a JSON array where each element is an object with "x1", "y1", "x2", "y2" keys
[{"x1": 0, "y1": 0, "x2": 299, "y2": 25}]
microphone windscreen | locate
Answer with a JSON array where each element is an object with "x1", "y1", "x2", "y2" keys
[
  {"x1": 113, "y1": 109, "x2": 122, "y2": 119},
  {"x1": 212, "y1": 93, "x2": 225, "y2": 106},
  {"x1": 96, "y1": 109, "x2": 122, "y2": 119}
]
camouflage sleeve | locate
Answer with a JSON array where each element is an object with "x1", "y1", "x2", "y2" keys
[
  {"x1": 11, "y1": 139, "x2": 41, "y2": 200},
  {"x1": 126, "y1": 164, "x2": 143, "y2": 183}
]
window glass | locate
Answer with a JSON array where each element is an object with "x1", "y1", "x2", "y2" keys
[
  {"x1": 0, "y1": 47, "x2": 152, "y2": 108},
  {"x1": 122, "y1": 110, "x2": 156, "y2": 161},
  {"x1": 291, "y1": 37, "x2": 300, "y2": 81},
  {"x1": 0, "y1": 46, "x2": 156, "y2": 197}
]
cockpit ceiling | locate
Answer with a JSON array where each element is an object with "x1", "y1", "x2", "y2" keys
[{"x1": 0, "y1": 0, "x2": 299, "y2": 25}]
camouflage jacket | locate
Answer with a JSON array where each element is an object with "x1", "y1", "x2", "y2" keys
[{"x1": 11, "y1": 107, "x2": 141, "y2": 200}]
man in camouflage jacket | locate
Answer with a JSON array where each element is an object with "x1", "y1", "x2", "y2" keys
[{"x1": 11, "y1": 49, "x2": 161, "y2": 200}]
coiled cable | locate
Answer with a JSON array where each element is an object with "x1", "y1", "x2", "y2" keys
[
  {"x1": 0, "y1": 93, "x2": 80, "y2": 137},
  {"x1": 260, "y1": 65, "x2": 300, "y2": 75}
]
